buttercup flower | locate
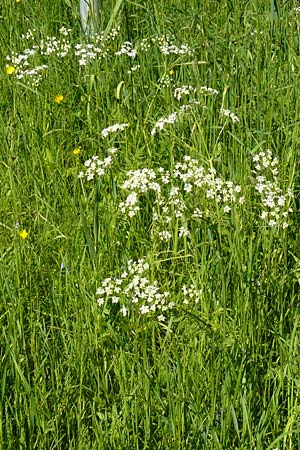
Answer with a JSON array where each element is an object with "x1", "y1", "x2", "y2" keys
[
  {"x1": 72, "y1": 147, "x2": 81, "y2": 155},
  {"x1": 5, "y1": 66, "x2": 15, "y2": 75},
  {"x1": 18, "y1": 229, "x2": 28, "y2": 240},
  {"x1": 54, "y1": 94, "x2": 64, "y2": 104}
]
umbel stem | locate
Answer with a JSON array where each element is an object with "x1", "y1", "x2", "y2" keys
[{"x1": 79, "y1": 0, "x2": 100, "y2": 35}]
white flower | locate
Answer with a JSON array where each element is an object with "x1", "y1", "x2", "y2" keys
[
  {"x1": 119, "y1": 192, "x2": 140, "y2": 216},
  {"x1": 151, "y1": 101, "x2": 199, "y2": 135},
  {"x1": 199, "y1": 85, "x2": 219, "y2": 95},
  {"x1": 158, "y1": 230, "x2": 172, "y2": 241},
  {"x1": 140, "y1": 305, "x2": 150, "y2": 314},
  {"x1": 116, "y1": 41, "x2": 137, "y2": 58},
  {"x1": 174, "y1": 85, "x2": 196, "y2": 101},
  {"x1": 261, "y1": 211, "x2": 268, "y2": 220},
  {"x1": 121, "y1": 305, "x2": 128, "y2": 316},
  {"x1": 192, "y1": 208, "x2": 203, "y2": 219},
  {"x1": 157, "y1": 314, "x2": 166, "y2": 322},
  {"x1": 220, "y1": 107, "x2": 239, "y2": 123},
  {"x1": 178, "y1": 227, "x2": 189, "y2": 237},
  {"x1": 101, "y1": 123, "x2": 129, "y2": 138},
  {"x1": 59, "y1": 26, "x2": 71, "y2": 36},
  {"x1": 253, "y1": 149, "x2": 293, "y2": 228},
  {"x1": 78, "y1": 153, "x2": 115, "y2": 181},
  {"x1": 159, "y1": 39, "x2": 192, "y2": 55}
]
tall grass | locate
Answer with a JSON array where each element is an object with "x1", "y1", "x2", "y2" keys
[{"x1": 1, "y1": 0, "x2": 300, "y2": 449}]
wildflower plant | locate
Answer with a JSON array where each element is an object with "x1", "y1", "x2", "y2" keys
[
  {"x1": 115, "y1": 41, "x2": 137, "y2": 59},
  {"x1": 118, "y1": 155, "x2": 245, "y2": 244},
  {"x1": 96, "y1": 258, "x2": 171, "y2": 321},
  {"x1": 252, "y1": 149, "x2": 293, "y2": 229},
  {"x1": 74, "y1": 28, "x2": 120, "y2": 66},
  {"x1": 101, "y1": 123, "x2": 129, "y2": 139},
  {"x1": 4, "y1": 26, "x2": 121, "y2": 85},
  {"x1": 5, "y1": 48, "x2": 48, "y2": 86},
  {"x1": 153, "y1": 35, "x2": 193, "y2": 56},
  {"x1": 150, "y1": 101, "x2": 200, "y2": 135},
  {"x1": 96, "y1": 258, "x2": 203, "y2": 322},
  {"x1": 78, "y1": 147, "x2": 118, "y2": 181},
  {"x1": 220, "y1": 107, "x2": 240, "y2": 124}
]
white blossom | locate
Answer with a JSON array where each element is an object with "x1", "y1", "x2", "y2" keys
[{"x1": 101, "y1": 123, "x2": 129, "y2": 139}]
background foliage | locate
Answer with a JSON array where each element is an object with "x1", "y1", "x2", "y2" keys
[{"x1": 1, "y1": 0, "x2": 300, "y2": 449}]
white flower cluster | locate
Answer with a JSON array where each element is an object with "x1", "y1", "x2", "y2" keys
[
  {"x1": 74, "y1": 29, "x2": 119, "y2": 66},
  {"x1": 101, "y1": 122, "x2": 129, "y2": 139},
  {"x1": 199, "y1": 85, "x2": 219, "y2": 95},
  {"x1": 21, "y1": 29, "x2": 36, "y2": 41},
  {"x1": 75, "y1": 42, "x2": 106, "y2": 65},
  {"x1": 220, "y1": 107, "x2": 240, "y2": 124},
  {"x1": 158, "y1": 230, "x2": 172, "y2": 241},
  {"x1": 6, "y1": 32, "x2": 70, "y2": 85},
  {"x1": 96, "y1": 259, "x2": 172, "y2": 321},
  {"x1": 174, "y1": 156, "x2": 244, "y2": 211},
  {"x1": 156, "y1": 36, "x2": 193, "y2": 55},
  {"x1": 17, "y1": 65, "x2": 48, "y2": 86},
  {"x1": 39, "y1": 35, "x2": 71, "y2": 58},
  {"x1": 179, "y1": 226, "x2": 189, "y2": 237},
  {"x1": 133, "y1": 35, "x2": 194, "y2": 57},
  {"x1": 253, "y1": 149, "x2": 278, "y2": 175},
  {"x1": 6, "y1": 49, "x2": 48, "y2": 86},
  {"x1": 59, "y1": 26, "x2": 72, "y2": 37},
  {"x1": 252, "y1": 150, "x2": 293, "y2": 228},
  {"x1": 119, "y1": 155, "x2": 244, "y2": 242},
  {"x1": 151, "y1": 112, "x2": 178, "y2": 135},
  {"x1": 139, "y1": 37, "x2": 152, "y2": 52},
  {"x1": 182, "y1": 284, "x2": 203, "y2": 304},
  {"x1": 119, "y1": 168, "x2": 161, "y2": 217},
  {"x1": 7, "y1": 49, "x2": 36, "y2": 66},
  {"x1": 121, "y1": 168, "x2": 160, "y2": 192},
  {"x1": 154, "y1": 184, "x2": 187, "y2": 222},
  {"x1": 161, "y1": 43, "x2": 192, "y2": 55},
  {"x1": 74, "y1": 28, "x2": 120, "y2": 66},
  {"x1": 151, "y1": 101, "x2": 199, "y2": 135},
  {"x1": 174, "y1": 85, "x2": 196, "y2": 101},
  {"x1": 158, "y1": 73, "x2": 175, "y2": 88},
  {"x1": 78, "y1": 148, "x2": 117, "y2": 181},
  {"x1": 6, "y1": 27, "x2": 121, "y2": 81},
  {"x1": 118, "y1": 192, "x2": 140, "y2": 217},
  {"x1": 115, "y1": 41, "x2": 137, "y2": 58}
]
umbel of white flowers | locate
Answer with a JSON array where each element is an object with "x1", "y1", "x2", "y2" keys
[{"x1": 79, "y1": 0, "x2": 100, "y2": 34}]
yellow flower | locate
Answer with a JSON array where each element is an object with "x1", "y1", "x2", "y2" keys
[
  {"x1": 18, "y1": 229, "x2": 28, "y2": 240},
  {"x1": 5, "y1": 66, "x2": 15, "y2": 75},
  {"x1": 54, "y1": 94, "x2": 64, "y2": 104},
  {"x1": 169, "y1": 68, "x2": 175, "y2": 76},
  {"x1": 16, "y1": 0, "x2": 21, "y2": 3},
  {"x1": 72, "y1": 147, "x2": 81, "y2": 155}
]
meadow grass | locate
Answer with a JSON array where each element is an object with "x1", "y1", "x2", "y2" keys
[{"x1": 1, "y1": 0, "x2": 300, "y2": 449}]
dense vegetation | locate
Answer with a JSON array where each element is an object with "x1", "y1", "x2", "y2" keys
[{"x1": 1, "y1": 1, "x2": 300, "y2": 448}]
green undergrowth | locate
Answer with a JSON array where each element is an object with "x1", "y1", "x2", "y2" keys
[{"x1": 1, "y1": 0, "x2": 300, "y2": 449}]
